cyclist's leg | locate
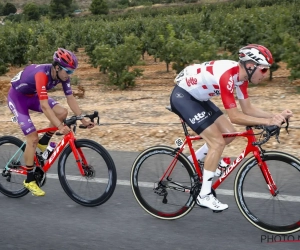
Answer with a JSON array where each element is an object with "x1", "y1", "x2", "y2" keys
[
  {"x1": 214, "y1": 114, "x2": 236, "y2": 143},
  {"x1": 7, "y1": 88, "x2": 45, "y2": 196},
  {"x1": 196, "y1": 101, "x2": 229, "y2": 210},
  {"x1": 188, "y1": 103, "x2": 236, "y2": 163},
  {"x1": 32, "y1": 98, "x2": 68, "y2": 151},
  {"x1": 170, "y1": 86, "x2": 228, "y2": 210}
]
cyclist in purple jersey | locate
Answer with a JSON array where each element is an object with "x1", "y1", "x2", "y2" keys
[
  {"x1": 10, "y1": 64, "x2": 72, "y2": 95},
  {"x1": 7, "y1": 48, "x2": 94, "y2": 196}
]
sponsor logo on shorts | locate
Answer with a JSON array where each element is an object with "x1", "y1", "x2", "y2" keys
[
  {"x1": 25, "y1": 126, "x2": 35, "y2": 134},
  {"x1": 175, "y1": 93, "x2": 184, "y2": 98},
  {"x1": 28, "y1": 119, "x2": 32, "y2": 123},
  {"x1": 189, "y1": 111, "x2": 208, "y2": 124}
]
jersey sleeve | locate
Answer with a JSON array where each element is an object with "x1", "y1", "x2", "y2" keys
[
  {"x1": 35, "y1": 72, "x2": 49, "y2": 100},
  {"x1": 219, "y1": 71, "x2": 237, "y2": 109},
  {"x1": 62, "y1": 80, "x2": 73, "y2": 96}
]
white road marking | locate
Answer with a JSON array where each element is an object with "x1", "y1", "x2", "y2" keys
[{"x1": 45, "y1": 174, "x2": 300, "y2": 202}]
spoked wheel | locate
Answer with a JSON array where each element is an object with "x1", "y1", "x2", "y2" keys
[
  {"x1": 234, "y1": 151, "x2": 300, "y2": 234},
  {"x1": 131, "y1": 145, "x2": 197, "y2": 220},
  {"x1": 0, "y1": 136, "x2": 29, "y2": 198},
  {"x1": 58, "y1": 139, "x2": 117, "y2": 207}
]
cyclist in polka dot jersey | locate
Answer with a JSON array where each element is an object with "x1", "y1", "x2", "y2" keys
[{"x1": 170, "y1": 44, "x2": 293, "y2": 211}]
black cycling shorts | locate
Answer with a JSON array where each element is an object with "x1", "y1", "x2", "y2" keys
[{"x1": 170, "y1": 85, "x2": 223, "y2": 134}]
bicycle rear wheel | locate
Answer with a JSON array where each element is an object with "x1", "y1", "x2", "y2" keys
[
  {"x1": 234, "y1": 151, "x2": 300, "y2": 234},
  {"x1": 131, "y1": 145, "x2": 196, "y2": 220},
  {"x1": 58, "y1": 139, "x2": 117, "y2": 207},
  {"x1": 0, "y1": 136, "x2": 29, "y2": 198}
]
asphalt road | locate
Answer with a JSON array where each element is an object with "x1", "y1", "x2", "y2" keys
[{"x1": 0, "y1": 151, "x2": 299, "y2": 250}]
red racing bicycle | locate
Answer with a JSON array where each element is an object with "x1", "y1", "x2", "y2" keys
[
  {"x1": 0, "y1": 111, "x2": 117, "y2": 207},
  {"x1": 131, "y1": 107, "x2": 300, "y2": 234}
]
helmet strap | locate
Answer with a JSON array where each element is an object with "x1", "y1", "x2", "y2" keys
[
  {"x1": 242, "y1": 61, "x2": 257, "y2": 83},
  {"x1": 52, "y1": 62, "x2": 63, "y2": 81}
]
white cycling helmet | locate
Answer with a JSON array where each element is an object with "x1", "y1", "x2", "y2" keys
[{"x1": 238, "y1": 44, "x2": 273, "y2": 67}]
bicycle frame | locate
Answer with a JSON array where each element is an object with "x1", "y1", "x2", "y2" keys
[
  {"x1": 166, "y1": 123, "x2": 278, "y2": 196},
  {"x1": 5, "y1": 127, "x2": 87, "y2": 176}
]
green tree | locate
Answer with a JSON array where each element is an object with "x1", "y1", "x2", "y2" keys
[
  {"x1": 3, "y1": 3, "x2": 17, "y2": 16},
  {"x1": 0, "y1": 39, "x2": 9, "y2": 75},
  {"x1": 3, "y1": 13, "x2": 24, "y2": 23},
  {"x1": 23, "y1": 3, "x2": 41, "y2": 21},
  {"x1": 90, "y1": 0, "x2": 109, "y2": 15},
  {"x1": 93, "y1": 34, "x2": 143, "y2": 89},
  {"x1": 39, "y1": 4, "x2": 50, "y2": 16},
  {"x1": 0, "y1": 3, "x2": 4, "y2": 15},
  {"x1": 49, "y1": 0, "x2": 73, "y2": 19},
  {"x1": 282, "y1": 34, "x2": 300, "y2": 81}
]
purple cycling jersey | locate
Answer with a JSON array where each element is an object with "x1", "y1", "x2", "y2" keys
[{"x1": 11, "y1": 64, "x2": 72, "y2": 96}]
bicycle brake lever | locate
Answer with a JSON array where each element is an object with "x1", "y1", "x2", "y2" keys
[
  {"x1": 276, "y1": 133, "x2": 280, "y2": 143},
  {"x1": 285, "y1": 119, "x2": 289, "y2": 134}
]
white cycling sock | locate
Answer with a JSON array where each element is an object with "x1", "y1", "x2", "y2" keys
[
  {"x1": 200, "y1": 169, "x2": 215, "y2": 198},
  {"x1": 188, "y1": 143, "x2": 209, "y2": 163}
]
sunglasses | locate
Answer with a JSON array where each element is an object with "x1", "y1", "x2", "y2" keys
[
  {"x1": 60, "y1": 66, "x2": 74, "y2": 75},
  {"x1": 254, "y1": 65, "x2": 269, "y2": 74}
]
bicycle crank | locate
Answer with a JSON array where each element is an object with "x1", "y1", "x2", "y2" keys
[{"x1": 34, "y1": 167, "x2": 47, "y2": 187}]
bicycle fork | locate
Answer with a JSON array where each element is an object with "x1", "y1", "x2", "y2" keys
[
  {"x1": 69, "y1": 140, "x2": 92, "y2": 177},
  {"x1": 256, "y1": 153, "x2": 279, "y2": 196}
]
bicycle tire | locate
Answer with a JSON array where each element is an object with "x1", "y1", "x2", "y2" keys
[
  {"x1": 234, "y1": 151, "x2": 300, "y2": 234},
  {"x1": 57, "y1": 139, "x2": 117, "y2": 207},
  {"x1": 131, "y1": 145, "x2": 196, "y2": 220},
  {"x1": 0, "y1": 136, "x2": 29, "y2": 198}
]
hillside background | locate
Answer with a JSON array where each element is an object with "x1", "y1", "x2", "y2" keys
[
  {"x1": 0, "y1": 0, "x2": 299, "y2": 157},
  {"x1": 2, "y1": 0, "x2": 91, "y2": 9}
]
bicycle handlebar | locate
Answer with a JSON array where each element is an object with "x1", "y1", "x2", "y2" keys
[
  {"x1": 63, "y1": 111, "x2": 100, "y2": 129},
  {"x1": 248, "y1": 119, "x2": 289, "y2": 146}
]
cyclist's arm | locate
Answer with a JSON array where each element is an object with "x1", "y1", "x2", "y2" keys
[
  {"x1": 35, "y1": 72, "x2": 63, "y2": 128},
  {"x1": 66, "y1": 94, "x2": 82, "y2": 117},
  {"x1": 66, "y1": 94, "x2": 94, "y2": 127},
  {"x1": 219, "y1": 74, "x2": 271, "y2": 126},
  {"x1": 225, "y1": 107, "x2": 271, "y2": 126},
  {"x1": 238, "y1": 98, "x2": 274, "y2": 118}
]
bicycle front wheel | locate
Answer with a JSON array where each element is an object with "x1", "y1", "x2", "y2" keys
[
  {"x1": 234, "y1": 151, "x2": 300, "y2": 234},
  {"x1": 0, "y1": 136, "x2": 29, "y2": 198},
  {"x1": 58, "y1": 139, "x2": 117, "y2": 207},
  {"x1": 131, "y1": 145, "x2": 196, "y2": 220}
]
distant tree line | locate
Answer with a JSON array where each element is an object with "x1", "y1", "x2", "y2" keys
[
  {"x1": 1, "y1": 0, "x2": 299, "y2": 88},
  {"x1": 0, "y1": 0, "x2": 109, "y2": 22}
]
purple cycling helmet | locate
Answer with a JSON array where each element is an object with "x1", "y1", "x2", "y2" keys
[{"x1": 53, "y1": 48, "x2": 78, "y2": 69}]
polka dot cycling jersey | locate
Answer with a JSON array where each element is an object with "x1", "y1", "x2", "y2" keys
[
  {"x1": 175, "y1": 60, "x2": 249, "y2": 109},
  {"x1": 10, "y1": 64, "x2": 73, "y2": 100}
]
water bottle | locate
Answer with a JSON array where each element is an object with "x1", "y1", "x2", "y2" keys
[
  {"x1": 42, "y1": 142, "x2": 56, "y2": 160},
  {"x1": 215, "y1": 157, "x2": 231, "y2": 177}
]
